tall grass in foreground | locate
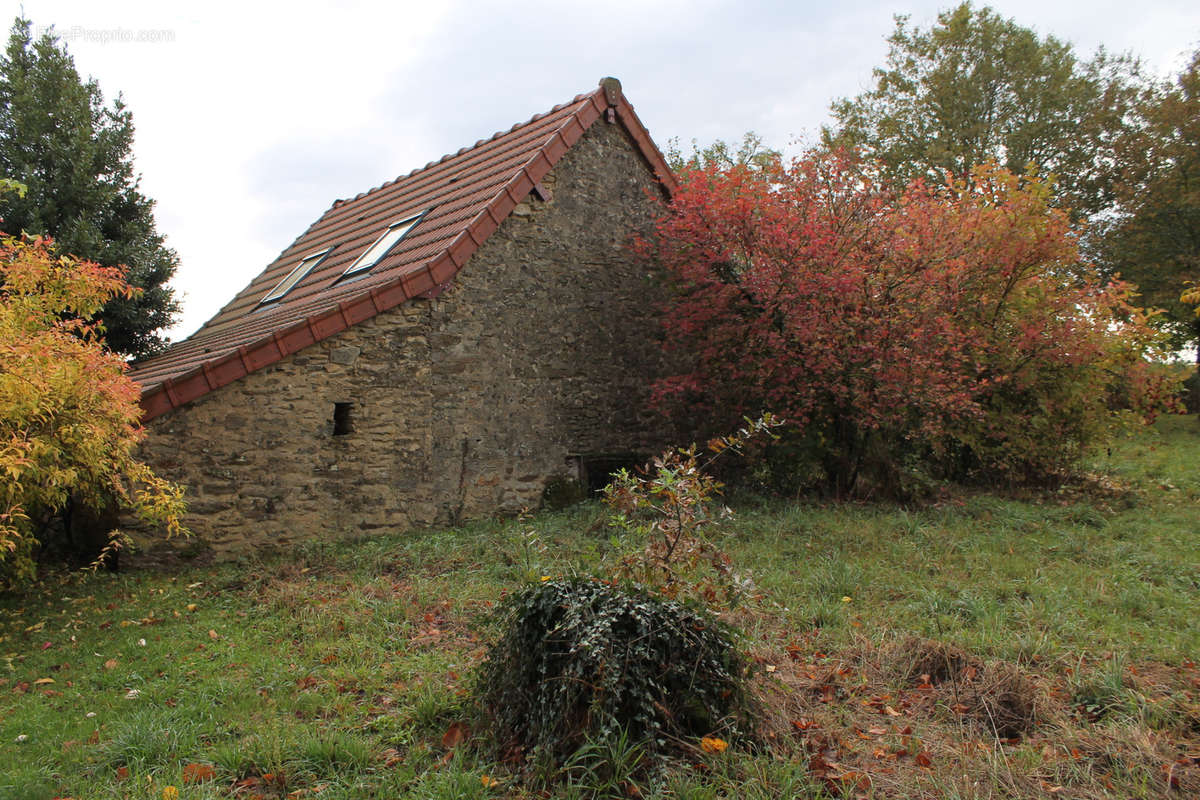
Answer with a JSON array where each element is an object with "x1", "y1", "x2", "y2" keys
[{"x1": 0, "y1": 415, "x2": 1196, "y2": 799}]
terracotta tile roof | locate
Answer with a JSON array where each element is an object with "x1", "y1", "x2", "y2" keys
[{"x1": 130, "y1": 78, "x2": 676, "y2": 421}]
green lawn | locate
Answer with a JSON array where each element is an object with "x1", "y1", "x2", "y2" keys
[{"x1": 1, "y1": 416, "x2": 1197, "y2": 799}]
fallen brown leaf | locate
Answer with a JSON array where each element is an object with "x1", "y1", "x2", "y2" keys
[
  {"x1": 441, "y1": 721, "x2": 469, "y2": 749},
  {"x1": 182, "y1": 762, "x2": 215, "y2": 784}
]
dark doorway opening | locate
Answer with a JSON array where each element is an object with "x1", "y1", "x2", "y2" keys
[{"x1": 579, "y1": 453, "x2": 644, "y2": 495}]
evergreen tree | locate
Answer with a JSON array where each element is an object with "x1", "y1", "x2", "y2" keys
[{"x1": 0, "y1": 17, "x2": 178, "y2": 358}]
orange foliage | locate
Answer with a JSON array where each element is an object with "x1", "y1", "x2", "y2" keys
[{"x1": 0, "y1": 233, "x2": 185, "y2": 587}]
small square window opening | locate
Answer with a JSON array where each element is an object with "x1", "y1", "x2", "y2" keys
[{"x1": 332, "y1": 402, "x2": 354, "y2": 436}]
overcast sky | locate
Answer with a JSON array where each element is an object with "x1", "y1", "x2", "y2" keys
[{"x1": 4, "y1": 0, "x2": 1198, "y2": 340}]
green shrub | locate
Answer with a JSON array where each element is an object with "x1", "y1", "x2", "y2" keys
[
  {"x1": 603, "y1": 414, "x2": 779, "y2": 609},
  {"x1": 474, "y1": 578, "x2": 755, "y2": 774},
  {"x1": 1183, "y1": 367, "x2": 1200, "y2": 414}
]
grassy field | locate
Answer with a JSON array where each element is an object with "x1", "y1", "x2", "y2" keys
[{"x1": 1, "y1": 415, "x2": 1197, "y2": 799}]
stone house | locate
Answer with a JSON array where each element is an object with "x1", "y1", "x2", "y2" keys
[{"x1": 128, "y1": 78, "x2": 678, "y2": 555}]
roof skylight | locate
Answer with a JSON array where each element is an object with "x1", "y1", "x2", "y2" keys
[
  {"x1": 342, "y1": 213, "x2": 424, "y2": 278},
  {"x1": 260, "y1": 248, "x2": 330, "y2": 305}
]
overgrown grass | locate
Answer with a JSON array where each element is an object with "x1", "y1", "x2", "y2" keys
[{"x1": 1, "y1": 416, "x2": 1197, "y2": 799}]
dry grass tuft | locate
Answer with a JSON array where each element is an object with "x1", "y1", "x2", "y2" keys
[
  {"x1": 890, "y1": 636, "x2": 974, "y2": 686},
  {"x1": 965, "y1": 663, "x2": 1038, "y2": 739},
  {"x1": 742, "y1": 635, "x2": 1191, "y2": 798}
]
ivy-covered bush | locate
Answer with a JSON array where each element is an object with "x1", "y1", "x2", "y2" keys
[{"x1": 475, "y1": 578, "x2": 755, "y2": 772}]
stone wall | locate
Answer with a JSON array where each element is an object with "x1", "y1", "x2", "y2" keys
[{"x1": 138, "y1": 119, "x2": 671, "y2": 555}]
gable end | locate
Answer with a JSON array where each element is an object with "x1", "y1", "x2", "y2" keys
[{"x1": 132, "y1": 78, "x2": 675, "y2": 421}]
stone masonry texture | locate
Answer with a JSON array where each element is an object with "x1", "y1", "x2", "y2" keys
[{"x1": 137, "y1": 120, "x2": 672, "y2": 555}]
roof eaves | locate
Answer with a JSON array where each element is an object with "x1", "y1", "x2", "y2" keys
[{"x1": 138, "y1": 263, "x2": 441, "y2": 420}]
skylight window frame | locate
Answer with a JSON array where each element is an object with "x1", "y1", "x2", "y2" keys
[
  {"x1": 259, "y1": 247, "x2": 332, "y2": 306},
  {"x1": 340, "y1": 211, "x2": 426, "y2": 280}
]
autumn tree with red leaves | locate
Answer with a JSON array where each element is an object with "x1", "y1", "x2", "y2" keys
[
  {"x1": 0, "y1": 232, "x2": 185, "y2": 588},
  {"x1": 645, "y1": 155, "x2": 1178, "y2": 496}
]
